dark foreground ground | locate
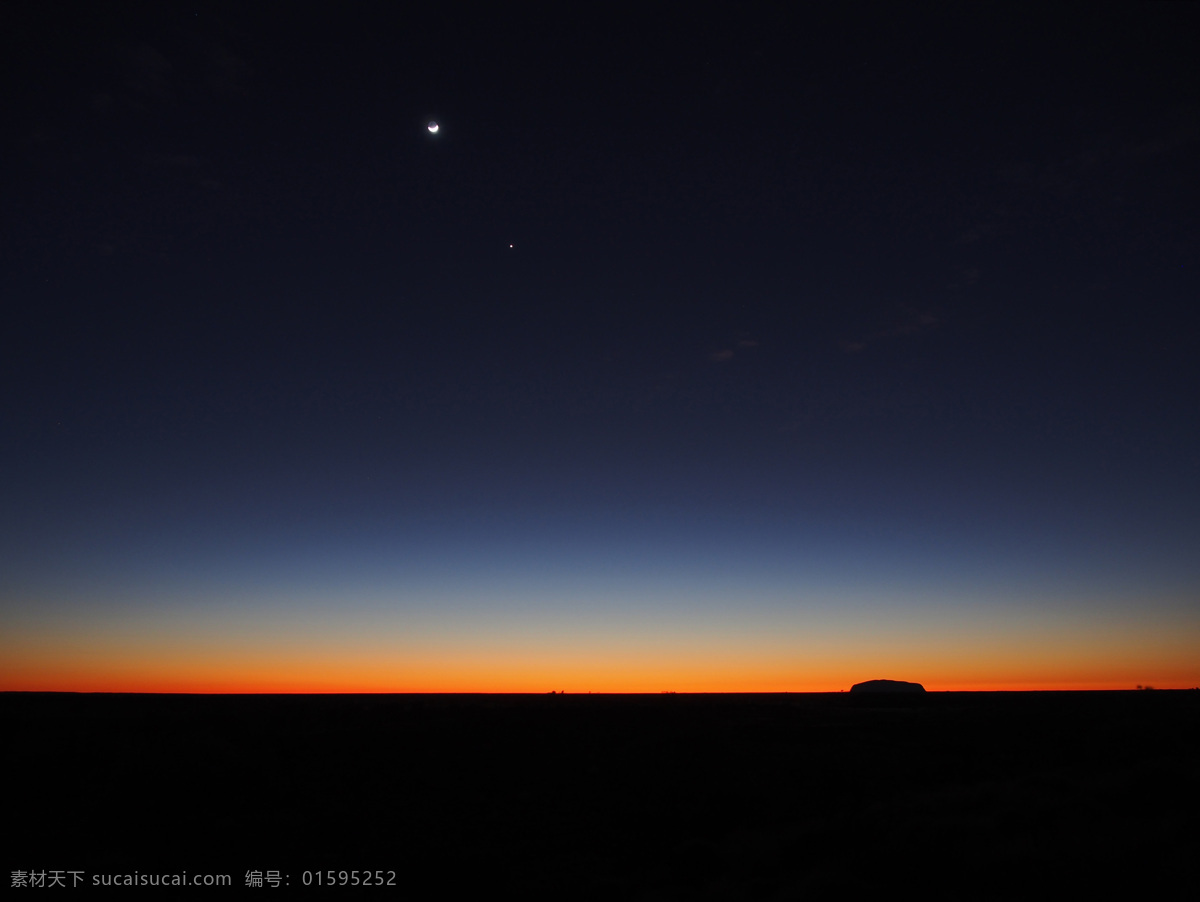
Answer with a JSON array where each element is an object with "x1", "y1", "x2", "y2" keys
[{"x1": 5, "y1": 691, "x2": 1197, "y2": 897}]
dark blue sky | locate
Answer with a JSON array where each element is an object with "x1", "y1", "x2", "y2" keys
[{"x1": 3, "y1": 2, "x2": 1197, "y2": 690}]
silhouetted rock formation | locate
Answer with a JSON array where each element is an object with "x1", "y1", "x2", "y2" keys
[{"x1": 850, "y1": 679, "x2": 926, "y2": 694}]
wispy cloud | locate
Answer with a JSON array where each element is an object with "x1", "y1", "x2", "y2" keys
[
  {"x1": 709, "y1": 333, "x2": 760, "y2": 363},
  {"x1": 840, "y1": 305, "x2": 939, "y2": 353}
]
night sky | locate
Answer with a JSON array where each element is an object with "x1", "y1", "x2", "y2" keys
[{"x1": 3, "y1": 2, "x2": 1197, "y2": 692}]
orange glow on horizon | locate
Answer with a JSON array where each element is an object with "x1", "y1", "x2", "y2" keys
[
  {"x1": 3, "y1": 681, "x2": 1196, "y2": 693},
  {"x1": 3, "y1": 664, "x2": 1196, "y2": 695},
  {"x1": 4, "y1": 613, "x2": 1198, "y2": 694}
]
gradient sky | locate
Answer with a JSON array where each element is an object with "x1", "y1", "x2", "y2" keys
[{"x1": 3, "y1": 2, "x2": 1198, "y2": 692}]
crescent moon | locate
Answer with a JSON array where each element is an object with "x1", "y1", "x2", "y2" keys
[{"x1": 427, "y1": 122, "x2": 439, "y2": 134}]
